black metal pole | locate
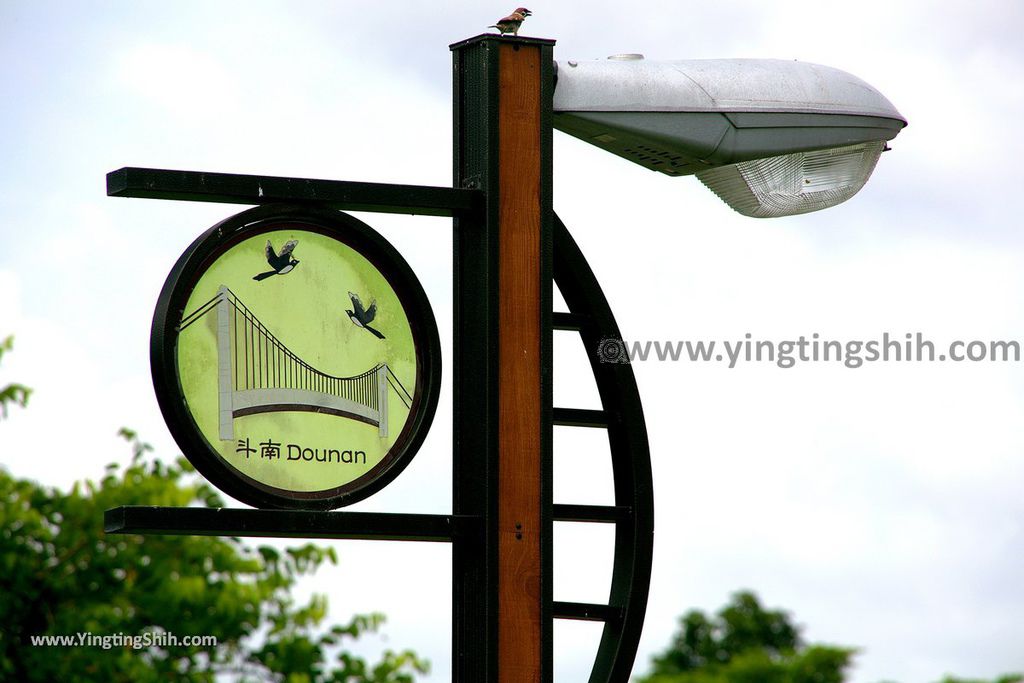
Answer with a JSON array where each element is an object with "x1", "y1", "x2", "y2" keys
[
  {"x1": 450, "y1": 34, "x2": 555, "y2": 683},
  {"x1": 451, "y1": 36, "x2": 502, "y2": 682}
]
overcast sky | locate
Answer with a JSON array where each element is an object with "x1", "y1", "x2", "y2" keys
[{"x1": 2, "y1": 1, "x2": 1023, "y2": 681}]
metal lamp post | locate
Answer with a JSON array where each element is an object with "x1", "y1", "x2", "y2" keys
[{"x1": 105, "y1": 32, "x2": 905, "y2": 683}]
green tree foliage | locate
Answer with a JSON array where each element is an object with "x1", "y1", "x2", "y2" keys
[
  {"x1": 0, "y1": 335, "x2": 31, "y2": 418},
  {"x1": 638, "y1": 590, "x2": 856, "y2": 683},
  {"x1": 639, "y1": 591, "x2": 1022, "y2": 683},
  {"x1": 0, "y1": 429, "x2": 428, "y2": 682}
]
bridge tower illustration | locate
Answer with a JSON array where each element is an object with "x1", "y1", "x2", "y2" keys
[{"x1": 178, "y1": 285, "x2": 411, "y2": 441}]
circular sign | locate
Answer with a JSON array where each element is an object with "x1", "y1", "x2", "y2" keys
[{"x1": 152, "y1": 204, "x2": 440, "y2": 509}]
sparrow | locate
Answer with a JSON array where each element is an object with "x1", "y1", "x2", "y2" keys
[
  {"x1": 253, "y1": 239, "x2": 299, "y2": 281},
  {"x1": 489, "y1": 7, "x2": 532, "y2": 36},
  {"x1": 346, "y1": 291, "x2": 385, "y2": 340}
]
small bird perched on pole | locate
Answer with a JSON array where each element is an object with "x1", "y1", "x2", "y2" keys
[{"x1": 489, "y1": 7, "x2": 532, "y2": 36}]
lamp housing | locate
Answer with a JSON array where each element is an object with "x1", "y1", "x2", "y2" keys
[{"x1": 553, "y1": 57, "x2": 907, "y2": 217}]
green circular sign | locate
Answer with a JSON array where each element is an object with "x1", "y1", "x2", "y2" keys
[{"x1": 152, "y1": 204, "x2": 440, "y2": 509}]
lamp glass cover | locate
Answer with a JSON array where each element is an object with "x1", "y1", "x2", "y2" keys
[{"x1": 696, "y1": 140, "x2": 886, "y2": 218}]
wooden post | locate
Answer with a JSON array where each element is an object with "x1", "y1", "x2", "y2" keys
[
  {"x1": 451, "y1": 34, "x2": 554, "y2": 682},
  {"x1": 497, "y1": 40, "x2": 545, "y2": 683}
]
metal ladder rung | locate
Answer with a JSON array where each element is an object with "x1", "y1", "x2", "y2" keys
[
  {"x1": 552, "y1": 311, "x2": 588, "y2": 331},
  {"x1": 553, "y1": 504, "x2": 631, "y2": 523},
  {"x1": 553, "y1": 601, "x2": 622, "y2": 622},
  {"x1": 553, "y1": 407, "x2": 608, "y2": 428}
]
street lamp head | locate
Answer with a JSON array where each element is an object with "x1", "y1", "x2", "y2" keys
[{"x1": 553, "y1": 57, "x2": 907, "y2": 217}]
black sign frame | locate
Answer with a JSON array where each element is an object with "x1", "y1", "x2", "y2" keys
[{"x1": 151, "y1": 203, "x2": 441, "y2": 510}]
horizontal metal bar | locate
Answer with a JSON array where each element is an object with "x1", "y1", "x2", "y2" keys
[
  {"x1": 553, "y1": 601, "x2": 622, "y2": 622},
  {"x1": 553, "y1": 407, "x2": 609, "y2": 428},
  {"x1": 553, "y1": 504, "x2": 631, "y2": 523},
  {"x1": 104, "y1": 506, "x2": 468, "y2": 542},
  {"x1": 106, "y1": 167, "x2": 482, "y2": 217},
  {"x1": 552, "y1": 311, "x2": 588, "y2": 331}
]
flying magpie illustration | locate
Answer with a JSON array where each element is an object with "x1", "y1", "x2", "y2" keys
[
  {"x1": 253, "y1": 239, "x2": 299, "y2": 281},
  {"x1": 346, "y1": 291, "x2": 385, "y2": 339}
]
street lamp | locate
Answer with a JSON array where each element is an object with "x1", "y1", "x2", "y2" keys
[
  {"x1": 553, "y1": 56, "x2": 907, "y2": 217},
  {"x1": 105, "y1": 37, "x2": 909, "y2": 683}
]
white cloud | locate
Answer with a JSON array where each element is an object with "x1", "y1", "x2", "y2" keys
[{"x1": 115, "y1": 43, "x2": 241, "y2": 124}]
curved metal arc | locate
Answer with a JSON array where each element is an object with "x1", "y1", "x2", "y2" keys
[{"x1": 553, "y1": 214, "x2": 655, "y2": 683}]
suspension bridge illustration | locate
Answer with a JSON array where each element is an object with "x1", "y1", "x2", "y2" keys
[{"x1": 178, "y1": 286, "x2": 413, "y2": 441}]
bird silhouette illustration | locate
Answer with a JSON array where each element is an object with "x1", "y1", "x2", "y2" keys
[
  {"x1": 252, "y1": 239, "x2": 299, "y2": 281},
  {"x1": 346, "y1": 291, "x2": 385, "y2": 340},
  {"x1": 489, "y1": 7, "x2": 531, "y2": 35}
]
